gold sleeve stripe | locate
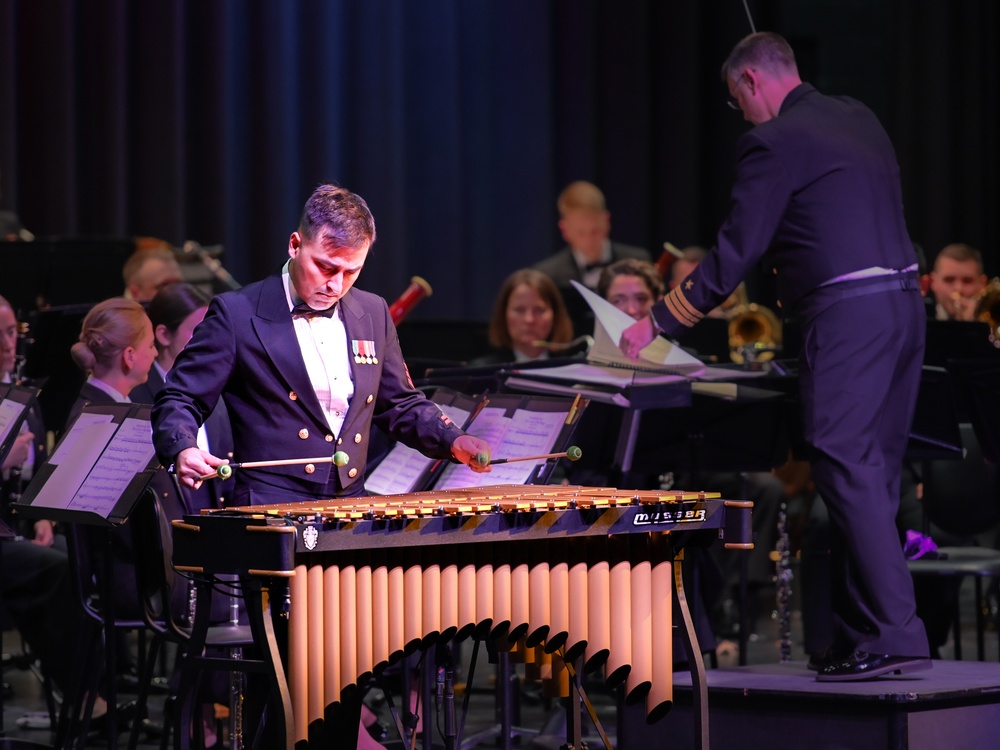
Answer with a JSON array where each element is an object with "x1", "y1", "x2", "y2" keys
[{"x1": 665, "y1": 288, "x2": 703, "y2": 328}]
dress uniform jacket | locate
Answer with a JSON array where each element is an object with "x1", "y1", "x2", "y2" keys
[
  {"x1": 650, "y1": 82, "x2": 929, "y2": 658},
  {"x1": 131, "y1": 369, "x2": 233, "y2": 512},
  {"x1": 152, "y1": 273, "x2": 464, "y2": 506}
]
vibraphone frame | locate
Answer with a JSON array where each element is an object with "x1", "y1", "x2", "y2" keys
[{"x1": 194, "y1": 485, "x2": 753, "y2": 750}]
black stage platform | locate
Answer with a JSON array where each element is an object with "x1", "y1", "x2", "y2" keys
[{"x1": 647, "y1": 660, "x2": 1000, "y2": 750}]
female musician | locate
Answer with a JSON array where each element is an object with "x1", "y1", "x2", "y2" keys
[
  {"x1": 67, "y1": 298, "x2": 157, "y2": 632},
  {"x1": 474, "y1": 268, "x2": 574, "y2": 364},
  {"x1": 68, "y1": 297, "x2": 158, "y2": 423},
  {"x1": 597, "y1": 258, "x2": 665, "y2": 322}
]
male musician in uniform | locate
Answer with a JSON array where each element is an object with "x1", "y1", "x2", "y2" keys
[
  {"x1": 153, "y1": 184, "x2": 489, "y2": 506},
  {"x1": 621, "y1": 32, "x2": 931, "y2": 681},
  {"x1": 928, "y1": 243, "x2": 988, "y2": 321},
  {"x1": 534, "y1": 181, "x2": 650, "y2": 335}
]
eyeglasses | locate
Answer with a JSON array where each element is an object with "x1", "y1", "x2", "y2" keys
[{"x1": 726, "y1": 76, "x2": 748, "y2": 111}]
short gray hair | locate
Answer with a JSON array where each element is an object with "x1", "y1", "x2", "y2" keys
[{"x1": 721, "y1": 32, "x2": 798, "y2": 82}]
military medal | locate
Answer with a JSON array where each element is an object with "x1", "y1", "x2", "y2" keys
[{"x1": 351, "y1": 339, "x2": 378, "y2": 364}]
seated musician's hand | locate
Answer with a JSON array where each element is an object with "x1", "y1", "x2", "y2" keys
[
  {"x1": 32, "y1": 520, "x2": 55, "y2": 547},
  {"x1": 175, "y1": 447, "x2": 227, "y2": 490},
  {"x1": 619, "y1": 315, "x2": 656, "y2": 359},
  {"x1": 1, "y1": 431, "x2": 33, "y2": 471},
  {"x1": 452, "y1": 435, "x2": 492, "y2": 473}
]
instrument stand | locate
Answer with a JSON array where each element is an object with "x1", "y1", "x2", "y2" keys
[
  {"x1": 559, "y1": 655, "x2": 613, "y2": 750},
  {"x1": 458, "y1": 640, "x2": 537, "y2": 750},
  {"x1": 437, "y1": 646, "x2": 457, "y2": 750}
]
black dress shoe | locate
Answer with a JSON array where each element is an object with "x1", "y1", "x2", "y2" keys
[
  {"x1": 806, "y1": 649, "x2": 837, "y2": 672},
  {"x1": 816, "y1": 651, "x2": 932, "y2": 682}
]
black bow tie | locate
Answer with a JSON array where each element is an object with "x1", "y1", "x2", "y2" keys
[
  {"x1": 584, "y1": 260, "x2": 611, "y2": 273},
  {"x1": 292, "y1": 301, "x2": 336, "y2": 318}
]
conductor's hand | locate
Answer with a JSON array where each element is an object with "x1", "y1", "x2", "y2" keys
[
  {"x1": 452, "y1": 435, "x2": 492, "y2": 473},
  {"x1": 619, "y1": 315, "x2": 657, "y2": 360},
  {"x1": 175, "y1": 447, "x2": 228, "y2": 490}
]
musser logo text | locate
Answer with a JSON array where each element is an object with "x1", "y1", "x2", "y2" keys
[{"x1": 632, "y1": 507, "x2": 707, "y2": 526}]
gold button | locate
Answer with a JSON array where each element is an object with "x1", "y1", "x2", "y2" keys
[
  {"x1": 325, "y1": 434, "x2": 334, "y2": 443},
  {"x1": 772, "y1": 267, "x2": 778, "y2": 275},
  {"x1": 298, "y1": 428, "x2": 309, "y2": 439},
  {"x1": 304, "y1": 464, "x2": 315, "y2": 474},
  {"x1": 354, "y1": 433, "x2": 362, "y2": 444},
  {"x1": 776, "y1": 300, "x2": 783, "y2": 309},
  {"x1": 366, "y1": 394, "x2": 374, "y2": 404},
  {"x1": 348, "y1": 468, "x2": 358, "y2": 479},
  {"x1": 337, "y1": 438, "x2": 343, "y2": 445},
  {"x1": 289, "y1": 391, "x2": 298, "y2": 401}
]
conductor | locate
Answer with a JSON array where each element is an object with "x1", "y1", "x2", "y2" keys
[
  {"x1": 153, "y1": 184, "x2": 489, "y2": 505},
  {"x1": 621, "y1": 33, "x2": 930, "y2": 681}
]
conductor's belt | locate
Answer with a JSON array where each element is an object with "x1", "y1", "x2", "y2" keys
[{"x1": 794, "y1": 270, "x2": 919, "y2": 325}]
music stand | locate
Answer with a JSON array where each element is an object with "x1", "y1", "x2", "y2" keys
[
  {"x1": 13, "y1": 403, "x2": 160, "y2": 749},
  {"x1": 0, "y1": 385, "x2": 38, "y2": 472}
]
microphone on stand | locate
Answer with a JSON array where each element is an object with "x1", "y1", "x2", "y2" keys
[{"x1": 181, "y1": 240, "x2": 241, "y2": 291}]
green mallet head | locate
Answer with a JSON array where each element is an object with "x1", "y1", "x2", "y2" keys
[
  {"x1": 333, "y1": 451, "x2": 350, "y2": 467},
  {"x1": 217, "y1": 464, "x2": 233, "y2": 480},
  {"x1": 566, "y1": 445, "x2": 582, "y2": 461}
]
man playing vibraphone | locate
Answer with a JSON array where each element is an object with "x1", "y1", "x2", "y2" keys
[
  {"x1": 152, "y1": 184, "x2": 490, "y2": 506},
  {"x1": 151, "y1": 184, "x2": 491, "y2": 748}
]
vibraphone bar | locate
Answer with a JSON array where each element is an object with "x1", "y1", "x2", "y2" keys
[{"x1": 201, "y1": 485, "x2": 752, "y2": 749}]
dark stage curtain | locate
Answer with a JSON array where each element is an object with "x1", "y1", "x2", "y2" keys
[{"x1": 1, "y1": 1, "x2": 997, "y2": 321}]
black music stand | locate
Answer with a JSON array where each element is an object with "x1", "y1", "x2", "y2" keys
[{"x1": 13, "y1": 403, "x2": 160, "y2": 750}]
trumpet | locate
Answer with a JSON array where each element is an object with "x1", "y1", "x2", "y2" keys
[
  {"x1": 975, "y1": 278, "x2": 1000, "y2": 348},
  {"x1": 728, "y1": 303, "x2": 782, "y2": 364}
]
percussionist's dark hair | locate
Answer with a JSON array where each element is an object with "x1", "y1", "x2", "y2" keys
[
  {"x1": 299, "y1": 184, "x2": 377, "y2": 249},
  {"x1": 146, "y1": 282, "x2": 210, "y2": 352},
  {"x1": 721, "y1": 32, "x2": 798, "y2": 82}
]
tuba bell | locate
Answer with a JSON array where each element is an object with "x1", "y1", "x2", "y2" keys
[
  {"x1": 728, "y1": 303, "x2": 782, "y2": 364},
  {"x1": 975, "y1": 278, "x2": 1000, "y2": 348}
]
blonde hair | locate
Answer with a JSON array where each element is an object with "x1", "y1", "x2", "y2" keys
[
  {"x1": 557, "y1": 181, "x2": 606, "y2": 217},
  {"x1": 71, "y1": 298, "x2": 149, "y2": 373}
]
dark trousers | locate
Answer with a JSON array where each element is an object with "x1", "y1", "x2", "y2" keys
[{"x1": 797, "y1": 275, "x2": 929, "y2": 657}]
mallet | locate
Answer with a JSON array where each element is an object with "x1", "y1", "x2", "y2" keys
[
  {"x1": 474, "y1": 445, "x2": 582, "y2": 467},
  {"x1": 198, "y1": 451, "x2": 350, "y2": 481}
]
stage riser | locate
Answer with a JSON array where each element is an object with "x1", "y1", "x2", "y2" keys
[
  {"x1": 618, "y1": 661, "x2": 1000, "y2": 750},
  {"x1": 643, "y1": 701, "x2": 1000, "y2": 750}
]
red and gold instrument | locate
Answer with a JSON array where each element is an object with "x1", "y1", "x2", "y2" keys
[
  {"x1": 388, "y1": 276, "x2": 433, "y2": 326},
  {"x1": 197, "y1": 484, "x2": 752, "y2": 747}
]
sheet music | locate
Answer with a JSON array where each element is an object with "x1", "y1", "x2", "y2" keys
[
  {"x1": 31, "y1": 419, "x2": 118, "y2": 510},
  {"x1": 51, "y1": 412, "x2": 115, "y2": 463},
  {"x1": 29, "y1": 414, "x2": 156, "y2": 516},
  {"x1": 69, "y1": 418, "x2": 155, "y2": 513},
  {"x1": 365, "y1": 403, "x2": 472, "y2": 495},
  {"x1": 570, "y1": 280, "x2": 705, "y2": 374},
  {"x1": 434, "y1": 408, "x2": 567, "y2": 490},
  {"x1": 511, "y1": 362, "x2": 689, "y2": 388},
  {"x1": 0, "y1": 397, "x2": 25, "y2": 447}
]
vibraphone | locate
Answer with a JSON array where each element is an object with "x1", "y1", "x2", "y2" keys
[{"x1": 198, "y1": 484, "x2": 752, "y2": 749}]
